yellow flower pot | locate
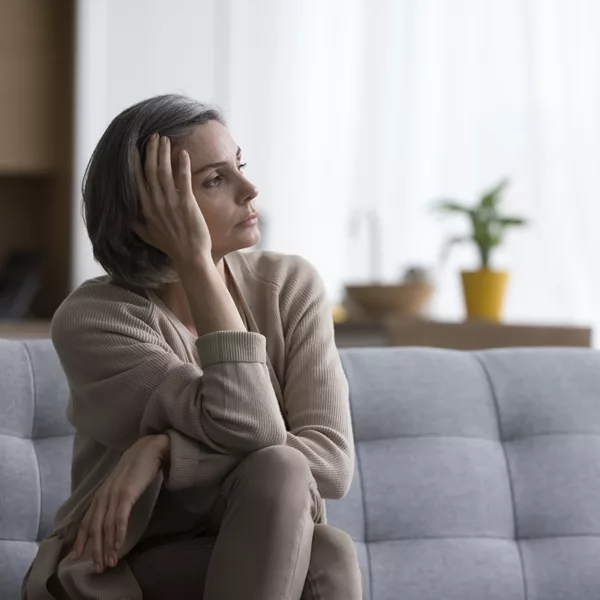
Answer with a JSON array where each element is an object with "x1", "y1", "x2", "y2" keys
[{"x1": 461, "y1": 269, "x2": 509, "y2": 322}]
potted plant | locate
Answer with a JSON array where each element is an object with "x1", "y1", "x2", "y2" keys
[{"x1": 435, "y1": 179, "x2": 527, "y2": 321}]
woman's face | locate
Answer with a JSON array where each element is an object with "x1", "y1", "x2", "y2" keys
[{"x1": 170, "y1": 121, "x2": 260, "y2": 260}]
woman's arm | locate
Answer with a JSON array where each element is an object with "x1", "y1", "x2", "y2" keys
[
  {"x1": 151, "y1": 257, "x2": 354, "y2": 498},
  {"x1": 54, "y1": 135, "x2": 286, "y2": 455},
  {"x1": 69, "y1": 257, "x2": 352, "y2": 573},
  {"x1": 280, "y1": 257, "x2": 354, "y2": 500},
  {"x1": 134, "y1": 133, "x2": 247, "y2": 337},
  {"x1": 164, "y1": 429, "x2": 241, "y2": 491},
  {"x1": 52, "y1": 291, "x2": 286, "y2": 454},
  {"x1": 71, "y1": 433, "x2": 169, "y2": 572}
]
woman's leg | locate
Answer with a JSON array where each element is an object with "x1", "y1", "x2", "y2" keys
[
  {"x1": 301, "y1": 524, "x2": 363, "y2": 600},
  {"x1": 126, "y1": 527, "x2": 363, "y2": 600},
  {"x1": 203, "y1": 445, "x2": 318, "y2": 600},
  {"x1": 128, "y1": 445, "x2": 321, "y2": 599},
  {"x1": 126, "y1": 536, "x2": 215, "y2": 599}
]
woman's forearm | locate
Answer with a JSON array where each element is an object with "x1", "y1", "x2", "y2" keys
[
  {"x1": 162, "y1": 430, "x2": 243, "y2": 491},
  {"x1": 174, "y1": 254, "x2": 246, "y2": 335},
  {"x1": 165, "y1": 254, "x2": 287, "y2": 451},
  {"x1": 155, "y1": 433, "x2": 171, "y2": 477}
]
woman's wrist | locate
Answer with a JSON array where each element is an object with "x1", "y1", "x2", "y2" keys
[
  {"x1": 172, "y1": 251, "x2": 214, "y2": 277},
  {"x1": 175, "y1": 253, "x2": 247, "y2": 335},
  {"x1": 153, "y1": 434, "x2": 171, "y2": 473}
]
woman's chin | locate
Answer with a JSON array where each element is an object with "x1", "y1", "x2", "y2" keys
[{"x1": 235, "y1": 227, "x2": 261, "y2": 250}]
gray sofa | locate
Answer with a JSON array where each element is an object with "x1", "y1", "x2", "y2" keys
[{"x1": 2, "y1": 339, "x2": 600, "y2": 600}]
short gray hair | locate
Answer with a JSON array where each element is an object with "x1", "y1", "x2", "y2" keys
[{"x1": 82, "y1": 94, "x2": 225, "y2": 288}]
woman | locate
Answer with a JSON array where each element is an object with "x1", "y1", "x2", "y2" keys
[{"x1": 22, "y1": 94, "x2": 361, "y2": 600}]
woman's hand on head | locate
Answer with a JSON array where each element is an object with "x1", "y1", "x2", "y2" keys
[
  {"x1": 71, "y1": 434, "x2": 170, "y2": 573},
  {"x1": 133, "y1": 133, "x2": 212, "y2": 265}
]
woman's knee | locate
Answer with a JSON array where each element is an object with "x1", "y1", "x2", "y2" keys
[
  {"x1": 313, "y1": 525, "x2": 356, "y2": 559},
  {"x1": 307, "y1": 526, "x2": 362, "y2": 598},
  {"x1": 243, "y1": 446, "x2": 310, "y2": 482},
  {"x1": 312, "y1": 525, "x2": 358, "y2": 566},
  {"x1": 237, "y1": 446, "x2": 312, "y2": 498}
]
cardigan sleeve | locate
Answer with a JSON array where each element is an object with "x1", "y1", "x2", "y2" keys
[
  {"x1": 163, "y1": 429, "x2": 241, "y2": 491},
  {"x1": 279, "y1": 257, "x2": 354, "y2": 499},
  {"x1": 51, "y1": 287, "x2": 287, "y2": 455},
  {"x1": 161, "y1": 257, "x2": 354, "y2": 498},
  {"x1": 153, "y1": 258, "x2": 354, "y2": 498}
]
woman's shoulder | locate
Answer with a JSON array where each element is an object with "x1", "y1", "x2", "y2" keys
[
  {"x1": 233, "y1": 251, "x2": 327, "y2": 325},
  {"x1": 51, "y1": 275, "x2": 158, "y2": 345},
  {"x1": 234, "y1": 250, "x2": 322, "y2": 291}
]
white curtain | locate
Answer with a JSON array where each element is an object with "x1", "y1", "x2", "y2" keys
[{"x1": 213, "y1": 0, "x2": 600, "y2": 336}]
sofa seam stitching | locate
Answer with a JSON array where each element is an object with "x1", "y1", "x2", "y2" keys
[
  {"x1": 354, "y1": 431, "x2": 600, "y2": 444},
  {"x1": 22, "y1": 341, "x2": 43, "y2": 542},
  {"x1": 354, "y1": 443, "x2": 372, "y2": 600},
  {"x1": 0, "y1": 432, "x2": 73, "y2": 441},
  {"x1": 348, "y1": 368, "x2": 373, "y2": 600},
  {"x1": 475, "y1": 353, "x2": 528, "y2": 600}
]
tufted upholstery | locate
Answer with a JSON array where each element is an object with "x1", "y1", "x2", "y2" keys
[
  {"x1": 327, "y1": 347, "x2": 600, "y2": 600},
  {"x1": 2, "y1": 340, "x2": 600, "y2": 599},
  {"x1": 0, "y1": 339, "x2": 73, "y2": 599}
]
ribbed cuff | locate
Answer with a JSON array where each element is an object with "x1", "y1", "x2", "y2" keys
[
  {"x1": 196, "y1": 331, "x2": 267, "y2": 367},
  {"x1": 163, "y1": 430, "x2": 200, "y2": 491}
]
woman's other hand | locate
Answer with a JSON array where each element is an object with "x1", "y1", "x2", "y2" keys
[
  {"x1": 133, "y1": 133, "x2": 212, "y2": 263},
  {"x1": 72, "y1": 434, "x2": 170, "y2": 573}
]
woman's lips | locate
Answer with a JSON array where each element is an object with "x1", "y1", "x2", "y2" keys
[{"x1": 238, "y1": 212, "x2": 258, "y2": 226}]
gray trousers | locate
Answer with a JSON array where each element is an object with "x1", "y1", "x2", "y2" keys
[{"x1": 127, "y1": 446, "x2": 363, "y2": 600}]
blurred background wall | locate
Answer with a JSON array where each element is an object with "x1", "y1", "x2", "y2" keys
[
  {"x1": 2, "y1": 0, "x2": 599, "y2": 341},
  {"x1": 73, "y1": 0, "x2": 219, "y2": 285},
  {"x1": 74, "y1": 0, "x2": 600, "y2": 324}
]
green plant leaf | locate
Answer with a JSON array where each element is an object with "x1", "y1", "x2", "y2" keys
[
  {"x1": 489, "y1": 234, "x2": 503, "y2": 248},
  {"x1": 498, "y1": 216, "x2": 527, "y2": 227},
  {"x1": 432, "y1": 178, "x2": 525, "y2": 270},
  {"x1": 434, "y1": 201, "x2": 473, "y2": 214},
  {"x1": 480, "y1": 178, "x2": 510, "y2": 208}
]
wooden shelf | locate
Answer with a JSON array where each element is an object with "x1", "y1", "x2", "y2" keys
[
  {"x1": 0, "y1": 0, "x2": 66, "y2": 172},
  {"x1": 335, "y1": 319, "x2": 593, "y2": 350},
  {"x1": 0, "y1": 0, "x2": 75, "y2": 318}
]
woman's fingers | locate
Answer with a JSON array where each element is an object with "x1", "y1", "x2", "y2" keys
[
  {"x1": 69, "y1": 436, "x2": 165, "y2": 572},
  {"x1": 72, "y1": 506, "x2": 93, "y2": 559},
  {"x1": 114, "y1": 489, "x2": 135, "y2": 553},
  {"x1": 133, "y1": 148, "x2": 154, "y2": 245},
  {"x1": 144, "y1": 133, "x2": 162, "y2": 200},
  {"x1": 177, "y1": 149, "x2": 194, "y2": 197},
  {"x1": 90, "y1": 493, "x2": 109, "y2": 572},
  {"x1": 133, "y1": 148, "x2": 150, "y2": 204},
  {"x1": 103, "y1": 490, "x2": 119, "y2": 568},
  {"x1": 158, "y1": 136, "x2": 177, "y2": 197}
]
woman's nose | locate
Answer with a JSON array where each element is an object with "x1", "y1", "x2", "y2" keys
[{"x1": 241, "y1": 179, "x2": 259, "y2": 204}]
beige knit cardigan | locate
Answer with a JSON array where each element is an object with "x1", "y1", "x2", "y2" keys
[{"x1": 22, "y1": 250, "x2": 353, "y2": 600}]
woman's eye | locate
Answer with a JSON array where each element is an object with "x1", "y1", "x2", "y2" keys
[
  {"x1": 238, "y1": 162, "x2": 247, "y2": 172},
  {"x1": 205, "y1": 175, "x2": 223, "y2": 188}
]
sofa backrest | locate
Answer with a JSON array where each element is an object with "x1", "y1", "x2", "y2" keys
[
  {"x1": 2, "y1": 340, "x2": 600, "y2": 600},
  {"x1": 0, "y1": 339, "x2": 73, "y2": 600},
  {"x1": 329, "y1": 346, "x2": 600, "y2": 600}
]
